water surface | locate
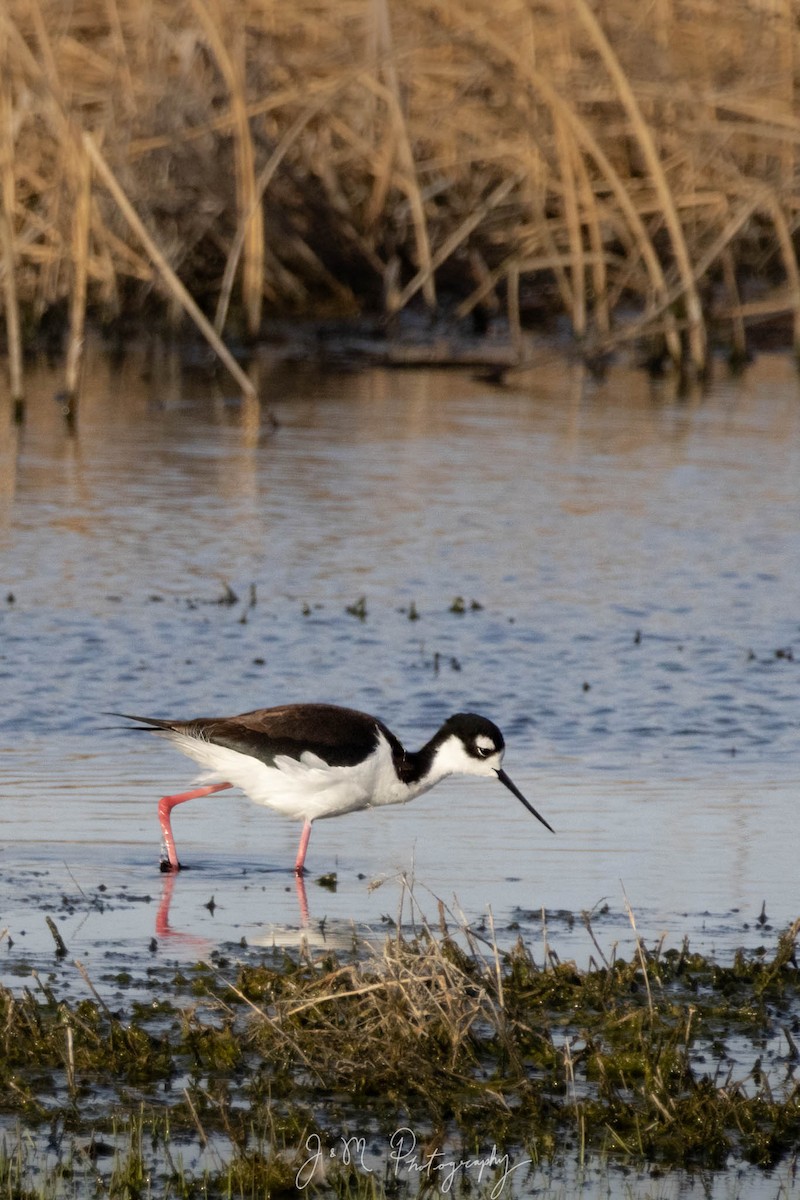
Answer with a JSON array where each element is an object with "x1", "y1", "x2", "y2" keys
[{"x1": 1, "y1": 347, "x2": 798, "y2": 970}]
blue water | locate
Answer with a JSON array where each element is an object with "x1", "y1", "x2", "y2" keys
[
  {"x1": 2, "y1": 344, "x2": 800, "y2": 1200},
  {"x1": 0, "y1": 347, "x2": 798, "y2": 967}
]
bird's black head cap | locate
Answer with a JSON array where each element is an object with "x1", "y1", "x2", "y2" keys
[{"x1": 440, "y1": 712, "x2": 505, "y2": 759}]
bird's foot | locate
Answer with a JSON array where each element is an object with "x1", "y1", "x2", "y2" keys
[{"x1": 160, "y1": 859, "x2": 183, "y2": 873}]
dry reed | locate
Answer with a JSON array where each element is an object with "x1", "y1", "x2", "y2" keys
[
  {"x1": 2, "y1": 0, "x2": 800, "y2": 395},
  {"x1": 0, "y1": 36, "x2": 23, "y2": 405}
]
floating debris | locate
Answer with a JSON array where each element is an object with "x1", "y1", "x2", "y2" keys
[{"x1": 346, "y1": 596, "x2": 368, "y2": 620}]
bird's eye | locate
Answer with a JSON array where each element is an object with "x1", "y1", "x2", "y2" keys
[{"x1": 475, "y1": 744, "x2": 494, "y2": 758}]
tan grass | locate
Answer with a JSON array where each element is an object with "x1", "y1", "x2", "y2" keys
[
  {"x1": 0, "y1": 66, "x2": 23, "y2": 404},
  {"x1": 189, "y1": 0, "x2": 265, "y2": 337},
  {"x1": 65, "y1": 137, "x2": 91, "y2": 405},
  {"x1": 2, "y1": 0, "x2": 800, "y2": 382},
  {"x1": 83, "y1": 132, "x2": 257, "y2": 400}
]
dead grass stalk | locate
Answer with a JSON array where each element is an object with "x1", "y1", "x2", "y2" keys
[{"x1": 0, "y1": 45, "x2": 23, "y2": 404}]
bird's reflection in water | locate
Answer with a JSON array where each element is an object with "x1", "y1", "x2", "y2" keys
[
  {"x1": 154, "y1": 867, "x2": 311, "y2": 946},
  {"x1": 154, "y1": 871, "x2": 212, "y2": 949}
]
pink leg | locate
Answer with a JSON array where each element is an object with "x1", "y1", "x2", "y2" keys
[
  {"x1": 158, "y1": 781, "x2": 233, "y2": 871},
  {"x1": 294, "y1": 819, "x2": 313, "y2": 875}
]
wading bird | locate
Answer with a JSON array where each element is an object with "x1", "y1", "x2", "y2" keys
[{"x1": 115, "y1": 703, "x2": 554, "y2": 873}]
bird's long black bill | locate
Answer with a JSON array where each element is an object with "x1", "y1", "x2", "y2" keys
[{"x1": 496, "y1": 768, "x2": 555, "y2": 834}]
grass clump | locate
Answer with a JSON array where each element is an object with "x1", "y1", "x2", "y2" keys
[
  {"x1": 1, "y1": 909, "x2": 800, "y2": 1194},
  {"x1": 220, "y1": 909, "x2": 800, "y2": 1167}
]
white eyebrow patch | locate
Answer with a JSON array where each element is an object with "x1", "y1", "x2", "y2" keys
[{"x1": 475, "y1": 734, "x2": 496, "y2": 752}]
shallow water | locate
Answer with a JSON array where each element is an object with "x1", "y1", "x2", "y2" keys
[
  {"x1": 1, "y1": 346, "x2": 799, "y2": 974},
  {"x1": 3, "y1": 344, "x2": 800, "y2": 1198}
]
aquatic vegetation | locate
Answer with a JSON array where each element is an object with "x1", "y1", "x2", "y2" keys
[
  {"x1": 346, "y1": 597, "x2": 369, "y2": 621},
  {"x1": 1, "y1": 911, "x2": 799, "y2": 1196},
  {"x1": 449, "y1": 598, "x2": 484, "y2": 614}
]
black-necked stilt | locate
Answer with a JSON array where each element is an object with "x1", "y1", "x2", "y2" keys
[{"x1": 115, "y1": 703, "x2": 554, "y2": 874}]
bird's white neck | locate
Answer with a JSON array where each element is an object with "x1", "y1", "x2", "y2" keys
[{"x1": 398, "y1": 732, "x2": 492, "y2": 799}]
